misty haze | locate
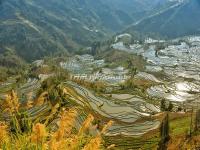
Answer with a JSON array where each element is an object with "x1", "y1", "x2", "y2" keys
[{"x1": 0, "y1": 0, "x2": 200, "y2": 149}]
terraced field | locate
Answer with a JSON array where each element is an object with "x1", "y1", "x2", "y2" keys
[
  {"x1": 0, "y1": 78, "x2": 16, "y2": 99},
  {"x1": 112, "y1": 36, "x2": 200, "y2": 107},
  {"x1": 1, "y1": 35, "x2": 199, "y2": 149},
  {"x1": 147, "y1": 81, "x2": 200, "y2": 103},
  {"x1": 104, "y1": 135, "x2": 160, "y2": 150},
  {"x1": 0, "y1": 77, "x2": 47, "y2": 121},
  {"x1": 64, "y1": 81, "x2": 160, "y2": 137},
  {"x1": 19, "y1": 78, "x2": 40, "y2": 100},
  {"x1": 0, "y1": 78, "x2": 40, "y2": 100}
]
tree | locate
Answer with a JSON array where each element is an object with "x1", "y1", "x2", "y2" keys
[
  {"x1": 160, "y1": 99, "x2": 166, "y2": 111},
  {"x1": 155, "y1": 43, "x2": 165, "y2": 57},
  {"x1": 130, "y1": 67, "x2": 137, "y2": 77},
  {"x1": 127, "y1": 59, "x2": 137, "y2": 77},
  {"x1": 159, "y1": 113, "x2": 170, "y2": 150},
  {"x1": 91, "y1": 41, "x2": 101, "y2": 55},
  {"x1": 195, "y1": 109, "x2": 200, "y2": 131},
  {"x1": 177, "y1": 106, "x2": 182, "y2": 112},
  {"x1": 167, "y1": 102, "x2": 173, "y2": 112},
  {"x1": 189, "y1": 108, "x2": 193, "y2": 137}
]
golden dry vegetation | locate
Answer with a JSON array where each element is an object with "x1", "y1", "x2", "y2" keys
[{"x1": 0, "y1": 90, "x2": 113, "y2": 150}]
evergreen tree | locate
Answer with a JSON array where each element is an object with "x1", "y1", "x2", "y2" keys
[
  {"x1": 159, "y1": 113, "x2": 170, "y2": 150},
  {"x1": 195, "y1": 109, "x2": 200, "y2": 131},
  {"x1": 167, "y1": 102, "x2": 173, "y2": 112},
  {"x1": 91, "y1": 41, "x2": 101, "y2": 55},
  {"x1": 160, "y1": 99, "x2": 166, "y2": 111},
  {"x1": 189, "y1": 108, "x2": 193, "y2": 137}
]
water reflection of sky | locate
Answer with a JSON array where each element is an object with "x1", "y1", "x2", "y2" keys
[
  {"x1": 113, "y1": 41, "x2": 200, "y2": 80},
  {"x1": 147, "y1": 82, "x2": 200, "y2": 102},
  {"x1": 112, "y1": 37, "x2": 200, "y2": 102}
]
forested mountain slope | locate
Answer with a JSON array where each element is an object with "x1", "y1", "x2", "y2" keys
[
  {"x1": 0, "y1": 0, "x2": 189, "y2": 61},
  {"x1": 127, "y1": 0, "x2": 200, "y2": 38}
]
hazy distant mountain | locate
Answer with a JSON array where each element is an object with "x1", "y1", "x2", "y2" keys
[
  {"x1": 0, "y1": 0, "x2": 197, "y2": 61},
  {"x1": 0, "y1": 0, "x2": 147, "y2": 60},
  {"x1": 127, "y1": 0, "x2": 200, "y2": 38},
  {"x1": 0, "y1": 0, "x2": 106, "y2": 61}
]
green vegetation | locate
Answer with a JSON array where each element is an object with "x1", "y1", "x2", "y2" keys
[
  {"x1": 160, "y1": 99, "x2": 174, "y2": 112},
  {"x1": 99, "y1": 49, "x2": 146, "y2": 70},
  {"x1": 0, "y1": 48, "x2": 28, "y2": 82},
  {"x1": 122, "y1": 78, "x2": 158, "y2": 93},
  {"x1": 2, "y1": 0, "x2": 164, "y2": 61},
  {"x1": 195, "y1": 109, "x2": 200, "y2": 131},
  {"x1": 166, "y1": 112, "x2": 200, "y2": 149},
  {"x1": 104, "y1": 135, "x2": 160, "y2": 150},
  {"x1": 170, "y1": 114, "x2": 192, "y2": 136}
]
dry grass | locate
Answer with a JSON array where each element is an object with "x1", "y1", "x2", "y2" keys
[
  {"x1": 0, "y1": 122, "x2": 9, "y2": 147},
  {"x1": 83, "y1": 136, "x2": 102, "y2": 150},
  {"x1": 35, "y1": 91, "x2": 48, "y2": 106},
  {"x1": 31, "y1": 123, "x2": 47, "y2": 144},
  {"x1": 1, "y1": 90, "x2": 20, "y2": 114},
  {"x1": 167, "y1": 135, "x2": 200, "y2": 150},
  {"x1": 0, "y1": 88, "x2": 114, "y2": 150},
  {"x1": 0, "y1": 107, "x2": 113, "y2": 150}
]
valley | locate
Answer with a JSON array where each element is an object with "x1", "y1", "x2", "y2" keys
[
  {"x1": 1, "y1": 0, "x2": 200, "y2": 149},
  {"x1": 1, "y1": 33, "x2": 200, "y2": 149}
]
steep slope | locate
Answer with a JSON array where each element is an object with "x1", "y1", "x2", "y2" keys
[
  {"x1": 0, "y1": 0, "x2": 108, "y2": 61},
  {"x1": 0, "y1": 0, "x2": 153, "y2": 61},
  {"x1": 0, "y1": 0, "x2": 188, "y2": 61},
  {"x1": 102, "y1": 0, "x2": 159, "y2": 21},
  {"x1": 127, "y1": 0, "x2": 200, "y2": 38}
]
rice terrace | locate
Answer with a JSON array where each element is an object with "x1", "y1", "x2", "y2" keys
[{"x1": 0, "y1": 0, "x2": 200, "y2": 149}]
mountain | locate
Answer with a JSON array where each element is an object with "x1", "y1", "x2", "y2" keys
[
  {"x1": 0, "y1": 0, "x2": 107, "y2": 61},
  {"x1": 102, "y1": 0, "x2": 164, "y2": 21},
  {"x1": 0, "y1": 0, "x2": 195, "y2": 61},
  {"x1": 127, "y1": 0, "x2": 200, "y2": 39},
  {"x1": 1, "y1": 0, "x2": 153, "y2": 61}
]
